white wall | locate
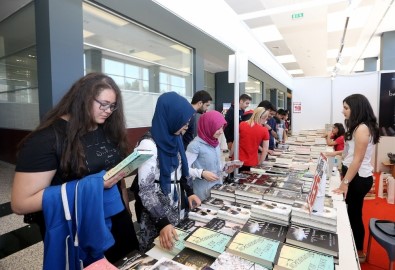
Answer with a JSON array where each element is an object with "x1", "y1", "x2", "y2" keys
[{"x1": 292, "y1": 71, "x2": 395, "y2": 172}]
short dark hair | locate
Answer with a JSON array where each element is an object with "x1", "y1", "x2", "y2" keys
[
  {"x1": 239, "y1": 94, "x2": 252, "y2": 102},
  {"x1": 277, "y1": 109, "x2": 287, "y2": 116},
  {"x1": 191, "y1": 90, "x2": 212, "y2": 105},
  {"x1": 258, "y1": 100, "x2": 276, "y2": 111}
]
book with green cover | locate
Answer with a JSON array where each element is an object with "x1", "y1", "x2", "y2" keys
[
  {"x1": 275, "y1": 244, "x2": 334, "y2": 270},
  {"x1": 153, "y1": 228, "x2": 190, "y2": 255},
  {"x1": 226, "y1": 231, "x2": 280, "y2": 268},
  {"x1": 103, "y1": 149, "x2": 152, "y2": 181},
  {"x1": 184, "y1": 227, "x2": 232, "y2": 258}
]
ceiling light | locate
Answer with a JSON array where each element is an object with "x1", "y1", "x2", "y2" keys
[
  {"x1": 170, "y1": 44, "x2": 191, "y2": 54},
  {"x1": 276, "y1": 54, "x2": 296, "y2": 64},
  {"x1": 83, "y1": 3, "x2": 128, "y2": 27},
  {"x1": 131, "y1": 51, "x2": 164, "y2": 62},
  {"x1": 251, "y1": 25, "x2": 283, "y2": 43},
  {"x1": 288, "y1": 69, "x2": 304, "y2": 75}
]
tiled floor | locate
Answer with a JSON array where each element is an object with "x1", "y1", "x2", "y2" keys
[{"x1": 0, "y1": 161, "x2": 138, "y2": 269}]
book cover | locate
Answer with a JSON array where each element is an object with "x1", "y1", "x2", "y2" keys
[
  {"x1": 204, "y1": 217, "x2": 243, "y2": 236},
  {"x1": 114, "y1": 250, "x2": 157, "y2": 270},
  {"x1": 188, "y1": 207, "x2": 218, "y2": 223},
  {"x1": 251, "y1": 199, "x2": 291, "y2": 217},
  {"x1": 201, "y1": 197, "x2": 233, "y2": 210},
  {"x1": 172, "y1": 248, "x2": 216, "y2": 270},
  {"x1": 210, "y1": 251, "x2": 254, "y2": 270},
  {"x1": 285, "y1": 224, "x2": 339, "y2": 257},
  {"x1": 150, "y1": 257, "x2": 192, "y2": 270},
  {"x1": 210, "y1": 183, "x2": 238, "y2": 197},
  {"x1": 103, "y1": 149, "x2": 152, "y2": 181},
  {"x1": 263, "y1": 188, "x2": 299, "y2": 205},
  {"x1": 235, "y1": 185, "x2": 268, "y2": 199},
  {"x1": 241, "y1": 219, "x2": 288, "y2": 243},
  {"x1": 217, "y1": 205, "x2": 251, "y2": 224},
  {"x1": 227, "y1": 231, "x2": 280, "y2": 268},
  {"x1": 184, "y1": 227, "x2": 232, "y2": 257},
  {"x1": 177, "y1": 218, "x2": 206, "y2": 233},
  {"x1": 275, "y1": 244, "x2": 334, "y2": 270},
  {"x1": 271, "y1": 181, "x2": 303, "y2": 193},
  {"x1": 153, "y1": 228, "x2": 190, "y2": 255}
]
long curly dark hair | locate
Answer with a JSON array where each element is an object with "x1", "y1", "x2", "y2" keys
[
  {"x1": 19, "y1": 72, "x2": 129, "y2": 178},
  {"x1": 343, "y1": 94, "x2": 380, "y2": 144}
]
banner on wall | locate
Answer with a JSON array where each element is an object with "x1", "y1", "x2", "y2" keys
[
  {"x1": 293, "y1": 102, "x2": 301, "y2": 113},
  {"x1": 379, "y1": 73, "x2": 395, "y2": 136}
]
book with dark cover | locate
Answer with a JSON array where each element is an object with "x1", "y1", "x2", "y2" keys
[
  {"x1": 184, "y1": 227, "x2": 232, "y2": 258},
  {"x1": 263, "y1": 188, "x2": 300, "y2": 205},
  {"x1": 210, "y1": 183, "x2": 238, "y2": 198},
  {"x1": 103, "y1": 149, "x2": 152, "y2": 181},
  {"x1": 251, "y1": 199, "x2": 291, "y2": 218},
  {"x1": 275, "y1": 244, "x2": 334, "y2": 270},
  {"x1": 217, "y1": 205, "x2": 251, "y2": 224},
  {"x1": 114, "y1": 250, "x2": 157, "y2": 270},
  {"x1": 201, "y1": 197, "x2": 233, "y2": 210},
  {"x1": 204, "y1": 217, "x2": 243, "y2": 236},
  {"x1": 271, "y1": 181, "x2": 303, "y2": 193},
  {"x1": 241, "y1": 219, "x2": 288, "y2": 243},
  {"x1": 285, "y1": 224, "x2": 339, "y2": 257},
  {"x1": 177, "y1": 218, "x2": 206, "y2": 233},
  {"x1": 172, "y1": 248, "x2": 216, "y2": 270},
  {"x1": 235, "y1": 185, "x2": 268, "y2": 199},
  {"x1": 226, "y1": 231, "x2": 280, "y2": 268},
  {"x1": 188, "y1": 207, "x2": 218, "y2": 223}
]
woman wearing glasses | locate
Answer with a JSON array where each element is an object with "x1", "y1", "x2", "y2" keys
[{"x1": 11, "y1": 73, "x2": 139, "y2": 266}]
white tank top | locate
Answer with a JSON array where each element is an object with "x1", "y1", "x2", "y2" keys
[{"x1": 342, "y1": 125, "x2": 374, "y2": 178}]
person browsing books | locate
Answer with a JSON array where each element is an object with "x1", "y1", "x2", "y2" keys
[
  {"x1": 134, "y1": 92, "x2": 201, "y2": 252},
  {"x1": 237, "y1": 107, "x2": 270, "y2": 171},
  {"x1": 11, "y1": 73, "x2": 139, "y2": 265},
  {"x1": 333, "y1": 94, "x2": 380, "y2": 263},
  {"x1": 323, "y1": 123, "x2": 345, "y2": 157},
  {"x1": 182, "y1": 90, "x2": 212, "y2": 149},
  {"x1": 186, "y1": 110, "x2": 236, "y2": 201}
]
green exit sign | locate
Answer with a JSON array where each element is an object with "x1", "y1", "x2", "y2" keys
[{"x1": 292, "y1": 12, "x2": 304, "y2": 19}]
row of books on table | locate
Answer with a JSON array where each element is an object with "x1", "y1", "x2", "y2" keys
[{"x1": 115, "y1": 215, "x2": 338, "y2": 270}]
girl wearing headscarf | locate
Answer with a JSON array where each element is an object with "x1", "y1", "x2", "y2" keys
[
  {"x1": 135, "y1": 92, "x2": 201, "y2": 252},
  {"x1": 186, "y1": 110, "x2": 230, "y2": 201}
]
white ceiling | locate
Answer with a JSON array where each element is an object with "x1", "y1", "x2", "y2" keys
[{"x1": 223, "y1": 0, "x2": 395, "y2": 78}]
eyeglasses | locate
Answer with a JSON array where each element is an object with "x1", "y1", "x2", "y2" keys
[{"x1": 94, "y1": 99, "x2": 118, "y2": 112}]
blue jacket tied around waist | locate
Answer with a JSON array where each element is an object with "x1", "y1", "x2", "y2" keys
[{"x1": 42, "y1": 171, "x2": 124, "y2": 269}]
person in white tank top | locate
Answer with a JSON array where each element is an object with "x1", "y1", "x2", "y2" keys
[{"x1": 333, "y1": 94, "x2": 380, "y2": 263}]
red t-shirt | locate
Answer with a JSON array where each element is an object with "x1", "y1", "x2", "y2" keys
[
  {"x1": 239, "y1": 122, "x2": 270, "y2": 166},
  {"x1": 333, "y1": 135, "x2": 344, "y2": 151}
]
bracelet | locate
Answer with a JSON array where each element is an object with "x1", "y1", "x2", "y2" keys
[{"x1": 201, "y1": 170, "x2": 205, "y2": 179}]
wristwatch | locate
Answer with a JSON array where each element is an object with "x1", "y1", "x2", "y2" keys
[{"x1": 342, "y1": 179, "x2": 350, "y2": 185}]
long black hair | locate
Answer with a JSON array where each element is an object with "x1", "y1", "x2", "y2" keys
[
  {"x1": 343, "y1": 94, "x2": 380, "y2": 144},
  {"x1": 332, "y1": 123, "x2": 345, "y2": 140}
]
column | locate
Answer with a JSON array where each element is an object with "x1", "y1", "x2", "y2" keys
[{"x1": 380, "y1": 31, "x2": 395, "y2": 70}]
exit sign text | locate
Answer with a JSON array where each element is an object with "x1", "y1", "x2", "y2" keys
[{"x1": 292, "y1": 13, "x2": 304, "y2": 19}]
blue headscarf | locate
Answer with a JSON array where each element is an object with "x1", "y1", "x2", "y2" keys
[{"x1": 151, "y1": 92, "x2": 195, "y2": 198}]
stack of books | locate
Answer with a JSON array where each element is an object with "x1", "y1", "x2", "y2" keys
[
  {"x1": 291, "y1": 201, "x2": 337, "y2": 233},
  {"x1": 176, "y1": 217, "x2": 206, "y2": 233},
  {"x1": 226, "y1": 231, "x2": 281, "y2": 269},
  {"x1": 184, "y1": 227, "x2": 232, "y2": 258},
  {"x1": 201, "y1": 196, "x2": 233, "y2": 210},
  {"x1": 172, "y1": 247, "x2": 216, "y2": 269},
  {"x1": 250, "y1": 199, "x2": 291, "y2": 226},
  {"x1": 263, "y1": 188, "x2": 303, "y2": 205},
  {"x1": 210, "y1": 183, "x2": 238, "y2": 202},
  {"x1": 274, "y1": 244, "x2": 334, "y2": 270},
  {"x1": 188, "y1": 207, "x2": 218, "y2": 224},
  {"x1": 203, "y1": 217, "x2": 243, "y2": 237},
  {"x1": 153, "y1": 228, "x2": 190, "y2": 255},
  {"x1": 241, "y1": 219, "x2": 289, "y2": 243},
  {"x1": 235, "y1": 185, "x2": 267, "y2": 205},
  {"x1": 285, "y1": 224, "x2": 339, "y2": 260},
  {"x1": 217, "y1": 205, "x2": 251, "y2": 224}
]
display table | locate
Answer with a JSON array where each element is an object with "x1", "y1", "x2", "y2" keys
[
  {"x1": 328, "y1": 171, "x2": 361, "y2": 270},
  {"x1": 382, "y1": 161, "x2": 395, "y2": 177}
]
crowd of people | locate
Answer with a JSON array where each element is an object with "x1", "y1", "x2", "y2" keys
[{"x1": 11, "y1": 72, "x2": 379, "y2": 267}]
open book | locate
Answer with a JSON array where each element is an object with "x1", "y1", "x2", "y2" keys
[{"x1": 103, "y1": 149, "x2": 153, "y2": 181}]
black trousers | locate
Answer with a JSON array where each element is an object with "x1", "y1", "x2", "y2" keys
[{"x1": 342, "y1": 165, "x2": 373, "y2": 251}]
